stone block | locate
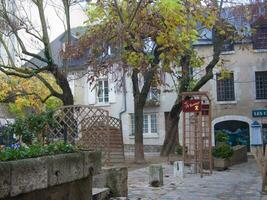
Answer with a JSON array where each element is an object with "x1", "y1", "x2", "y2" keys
[
  {"x1": 4, "y1": 177, "x2": 92, "y2": 200},
  {"x1": 0, "y1": 151, "x2": 101, "y2": 199},
  {"x1": 10, "y1": 157, "x2": 48, "y2": 197},
  {"x1": 93, "y1": 166, "x2": 128, "y2": 197},
  {"x1": 148, "y1": 164, "x2": 163, "y2": 187},
  {"x1": 173, "y1": 161, "x2": 184, "y2": 180},
  {"x1": 48, "y1": 153, "x2": 84, "y2": 187},
  {"x1": 0, "y1": 162, "x2": 11, "y2": 199},
  {"x1": 82, "y1": 150, "x2": 102, "y2": 176}
]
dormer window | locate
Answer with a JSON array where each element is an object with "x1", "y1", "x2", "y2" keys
[{"x1": 252, "y1": 16, "x2": 267, "y2": 50}]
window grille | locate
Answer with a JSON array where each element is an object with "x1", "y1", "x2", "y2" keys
[
  {"x1": 216, "y1": 73, "x2": 235, "y2": 101},
  {"x1": 255, "y1": 71, "x2": 267, "y2": 99}
]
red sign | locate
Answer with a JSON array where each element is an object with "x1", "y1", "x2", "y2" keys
[{"x1": 182, "y1": 100, "x2": 202, "y2": 113}]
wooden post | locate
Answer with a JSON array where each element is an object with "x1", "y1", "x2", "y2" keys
[{"x1": 251, "y1": 145, "x2": 267, "y2": 194}]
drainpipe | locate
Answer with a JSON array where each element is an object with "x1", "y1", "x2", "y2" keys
[{"x1": 119, "y1": 69, "x2": 127, "y2": 121}]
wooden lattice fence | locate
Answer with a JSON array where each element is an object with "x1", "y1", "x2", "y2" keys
[{"x1": 47, "y1": 105, "x2": 124, "y2": 165}]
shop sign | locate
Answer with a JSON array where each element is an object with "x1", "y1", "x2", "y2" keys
[
  {"x1": 252, "y1": 109, "x2": 267, "y2": 117},
  {"x1": 182, "y1": 100, "x2": 201, "y2": 113}
]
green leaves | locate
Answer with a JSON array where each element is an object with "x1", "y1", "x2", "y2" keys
[
  {"x1": 0, "y1": 142, "x2": 77, "y2": 161},
  {"x1": 83, "y1": 0, "x2": 219, "y2": 85},
  {"x1": 213, "y1": 144, "x2": 233, "y2": 159},
  {"x1": 3, "y1": 112, "x2": 58, "y2": 145},
  {"x1": 86, "y1": 2, "x2": 107, "y2": 24}
]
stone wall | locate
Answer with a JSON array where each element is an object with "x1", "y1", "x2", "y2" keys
[
  {"x1": 0, "y1": 151, "x2": 101, "y2": 200},
  {"x1": 124, "y1": 144, "x2": 161, "y2": 153}
]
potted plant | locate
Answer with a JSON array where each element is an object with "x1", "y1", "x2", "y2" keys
[
  {"x1": 215, "y1": 130, "x2": 229, "y2": 146},
  {"x1": 175, "y1": 144, "x2": 183, "y2": 156},
  {"x1": 213, "y1": 143, "x2": 233, "y2": 170}
]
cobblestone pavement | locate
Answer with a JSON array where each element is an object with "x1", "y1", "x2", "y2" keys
[{"x1": 128, "y1": 159, "x2": 267, "y2": 200}]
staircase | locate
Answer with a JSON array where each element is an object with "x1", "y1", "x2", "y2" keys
[{"x1": 108, "y1": 126, "x2": 125, "y2": 165}]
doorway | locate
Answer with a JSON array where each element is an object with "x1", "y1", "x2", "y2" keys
[{"x1": 214, "y1": 120, "x2": 250, "y2": 151}]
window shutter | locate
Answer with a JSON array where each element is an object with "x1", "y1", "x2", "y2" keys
[
  {"x1": 108, "y1": 76, "x2": 116, "y2": 103},
  {"x1": 88, "y1": 81, "x2": 96, "y2": 105},
  {"x1": 67, "y1": 75, "x2": 75, "y2": 96}
]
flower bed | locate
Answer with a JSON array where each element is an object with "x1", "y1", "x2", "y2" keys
[{"x1": 0, "y1": 142, "x2": 77, "y2": 161}]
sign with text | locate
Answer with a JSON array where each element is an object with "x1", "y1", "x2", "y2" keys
[
  {"x1": 252, "y1": 109, "x2": 267, "y2": 118},
  {"x1": 182, "y1": 100, "x2": 202, "y2": 113}
]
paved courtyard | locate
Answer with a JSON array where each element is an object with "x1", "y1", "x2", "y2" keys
[{"x1": 127, "y1": 158, "x2": 267, "y2": 200}]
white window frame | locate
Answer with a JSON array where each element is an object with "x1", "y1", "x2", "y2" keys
[
  {"x1": 97, "y1": 79, "x2": 109, "y2": 104},
  {"x1": 130, "y1": 113, "x2": 158, "y2": 136}
]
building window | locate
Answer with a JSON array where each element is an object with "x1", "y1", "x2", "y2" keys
[
  {"x1": 150, "y1": 114, "x2": 157, "y2": 133},
  {"x1": 253, "y1": 26, "x2": 267, "y2": 49},
  {"x1": 221, "y1": 40, "x2": 234, "y2": 52},
  {"x1": 147, "y1": 87, "x2": 160, "y2": 101},
  {"x1": 216, "y1": 73, "x2": 235, "y2": 101},
  {"x1": 130, "y1": 113, "x2": 158, "y2": 135},
  {"x1": 255, "y1": 71, "x2": 267, "y2": 99},
  {"x1": 97, "y1": 80, "x2": 109, "y2": 103},
  {"x1": 143, "y1": 115, "x2": 149, "y2": 133}
]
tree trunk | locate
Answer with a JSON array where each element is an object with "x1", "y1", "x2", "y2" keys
[
  {"x1": 131, "y1": 67, "x2": 154, "y2": 163},
  {"x1": 160, "y1": 54, "x2": 190, "y2": 157},
  {"x1": 53, "y1": 68, "x2": 74, "y2": 106},
  {"x1": 134, "y1": 103, "x2": 145, "y2": 163},
  {"x1": 161, "y1": 113, "x2": 180, "y2": 156}
]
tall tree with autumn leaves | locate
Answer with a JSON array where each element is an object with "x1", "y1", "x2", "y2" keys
[
  {"x1": 161, "y1": 0, "x2": 263, "y2": 156},
  {"x1": 80, "y1": 0, "x2": 217, "y2": 162}
]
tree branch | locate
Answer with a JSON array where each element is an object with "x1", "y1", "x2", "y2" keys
[
  {"x1": 0, "y1": 34, "x2": 15, "y2": 66},
  {"x1": 1, "y1": 90, "x2": 53, "y2": 104},
  {"x1": 127, "y1": 0, "x2": 143, "y2": 29},
  {"x1": 0, "y1": 0, "x2": 49, "y2": 64},
  {"x1": 34, "y1": 74, "x2": 62, "y2": 99},
  {"x1": 114, "y1": 0, "x2": 124, "y2": 24},
  {"x1": 132, "y1": 68, "x2": 140, "y2": 96},
  {"x1": 34, "y1": 0, "x2": 54, "y2": 65}
]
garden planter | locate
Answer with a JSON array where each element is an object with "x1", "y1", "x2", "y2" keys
[
  {"x1": 213, "y1": 158, "x2": 230, "y2": 171},
  {"x1": 229, "y1": 145, "x2": 248, "y2": 166},
  {"x1": 0, "y1": 151, "x2": 101, "y2": 200}
]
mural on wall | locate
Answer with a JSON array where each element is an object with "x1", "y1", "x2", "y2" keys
[{"x1": 215, "y1": 120, "x2": 250, "y2": 151}]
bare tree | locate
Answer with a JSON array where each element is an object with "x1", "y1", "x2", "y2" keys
[{"x1": 0, "y1": 0, "x2": 81, "y2": 106}]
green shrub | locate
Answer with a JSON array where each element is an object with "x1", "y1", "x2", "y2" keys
[
  {"x1": 215, "y1": 130, "x2": 229, "y2": 143},
  {"x1": 0, "y1": 142, "x2": 77, "y2": 161},
  {"x1": 212, "y1": 143, "x2": 233, "y2": 159},
  {"x1": 175, "y1": 144, "x2": 183, "y2": 155},
  {"x1": 3, "y1": 112, "x2": 58, "y2": 145}
]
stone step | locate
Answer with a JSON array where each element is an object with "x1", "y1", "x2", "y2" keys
[{"x1": 92, "y1": 188, "x2": 110, "y2": 200}]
